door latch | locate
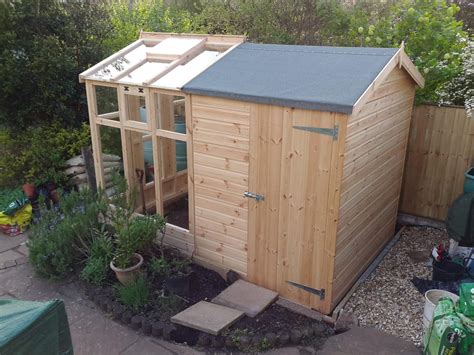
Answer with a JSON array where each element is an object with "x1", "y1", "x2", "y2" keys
[{"x1": 244, "y1": 191, "x2": 265, "y2": 202}]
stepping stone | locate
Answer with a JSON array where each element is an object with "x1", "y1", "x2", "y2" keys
[
  {"x1": 171, "y1": 301, "x2": 244, "y2": 335},
  {"x1": 212, "y1": 280, "x2": 278, "y2": 317}
]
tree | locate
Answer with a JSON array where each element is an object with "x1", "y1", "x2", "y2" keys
[
  {"x1": 0, "y1": 0, "x2": 113, "y2": 131},
  {"x1": 345, "y1": 0, "x2": 469, "y2": 104}
]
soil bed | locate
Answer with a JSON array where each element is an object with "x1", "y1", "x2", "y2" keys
[
  {"x1": 344, "y1": 226, "x2": 449, "y2": 347},
  {"x1": 86, "y1": 244, "x2": 332, "y2": 352}
]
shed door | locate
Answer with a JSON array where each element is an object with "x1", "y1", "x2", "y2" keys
[{"x1": 247, "y1": 105, "x2": 336, "y2": 311}]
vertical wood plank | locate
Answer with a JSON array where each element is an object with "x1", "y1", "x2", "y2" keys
[{"x1": 85, "y1": 81, "x2": 105, "y2": 188}]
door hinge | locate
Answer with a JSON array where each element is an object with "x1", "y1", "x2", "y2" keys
[
  {"x1": 244, "y1": 191, "x2": 265, "y2": 202},
  {"x1": 293, "y1": 124, "x2": 339, "y2": 140},
  {"x1": 287, "y1": 280, "x2": 325, "y2": 300}
]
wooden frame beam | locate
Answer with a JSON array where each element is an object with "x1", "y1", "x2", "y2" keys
[
  {"x1": 143, "y1": 38, "x2": 207, "y2": 86},
  {"x1": 79, "y1": 39, "x2": 144, "y2": 83}
]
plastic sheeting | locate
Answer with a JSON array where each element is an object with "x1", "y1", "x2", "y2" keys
[{"x1": 0, "y1": 299, "x2": 73, "y2": 355}]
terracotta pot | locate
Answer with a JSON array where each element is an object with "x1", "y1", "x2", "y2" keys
[
  {"x1": 110, "y1": 253, "x2": 144, "y2": 285},
  {"x1": 22, "y1": 183, "x2": 37, "y2": 199}
]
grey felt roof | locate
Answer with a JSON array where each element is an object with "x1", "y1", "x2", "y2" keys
[{"x1": 182, "y1": 43, "x2": 399, "y2": 114}]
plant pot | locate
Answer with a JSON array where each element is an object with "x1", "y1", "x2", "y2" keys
[
  {"x1": 22, "y1": 183, "x2": 37, "y2": 199},
  {"x1": 110, "y1": 253, "x2": 144, "y2": 285}
]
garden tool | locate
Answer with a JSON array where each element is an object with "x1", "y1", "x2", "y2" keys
[{"x1": 135, "y1": 168, "x2": 146, "y2": 215}]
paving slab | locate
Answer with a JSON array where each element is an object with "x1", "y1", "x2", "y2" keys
[
  {"x1": 0, "y1": 249, "x2": 23, "y2": 264},
  {"x1": 69, "y1": 308, "x2": 139, "y2": 355},
  {"x1": 0, "y1": 233, "x2": 27, "y2": 253},
  {"x1": 318, "y1": 327, "x2": 421, "y2": 355},
  {"x1": 171, "y1": 301, "x2": 244, "y2": 335},
  {"x1": 212, "y1": 279, "x2": 278, "y2": 317}
]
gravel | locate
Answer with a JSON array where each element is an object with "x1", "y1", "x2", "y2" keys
[{"x1": 344, "y1": 226, "x2": 449, "y2": 347}]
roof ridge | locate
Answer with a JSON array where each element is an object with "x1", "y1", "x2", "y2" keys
[{"x1": 240, "y1": 44, "x2": 395, "y2": 57}]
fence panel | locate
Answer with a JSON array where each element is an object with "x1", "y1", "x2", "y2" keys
[{"x1": 399, "y1": 104, "x2": 474, "y2": 221}]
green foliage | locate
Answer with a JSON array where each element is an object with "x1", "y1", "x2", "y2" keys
[
  {"x1": 114, "y1": 215, "x2": 166, "y2": 268},
  {"x1": 150, "y1": 255, "x2": 172, "y2": 277},
  {"x1": 80, "y1": 257, "x2": 109, "y2": 285},
  {"x1": 149, "y1": 255, "x2": 190, "y2": 277},
  {"x1": 79, "y1": 227, "x2": 114, "y2": 285},
  {"x1": 104, "y1": 0, "x2": 192, "y2": 52},
  {"x1": 28, "y1": 189, "x2": 105, "y2": 279},
  {"x1": 439, "y1": 40, "x2": 474, "y2": 113},
  {"x1": 0, "y1": 0, "x2": 113, "y2": 131},
  {"x1": 344, "y1": 0, "x2": 469, "y2": 104},
  {"x1": 115, "y1": 275, "x2": 150, "y2": 311},
  {"x1": 0, "y1": 123, "x2": 91, "y2": 186},
  {"x1": 192, "y1": 0, "x2": 348, "y2": 45}
]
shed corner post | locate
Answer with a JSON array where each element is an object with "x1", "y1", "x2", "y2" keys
[
  {"x1": 316, "y1": 113, "x2": 349, "y2": 314},
  {"x1": 185, "y1": 94, "x2": 196, "y2": 240}
]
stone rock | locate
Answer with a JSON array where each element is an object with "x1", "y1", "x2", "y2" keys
[
  {"x1": 301, "y1": 326, "x2": 313, "y2": 338},
  {"x1": 141, "y1": 319, "x2": 152, "y2": 335},
  {"x1": 265, "y1": 332, "x2": 277, "y2": 347},
  {"x1": 163, "y1": 324, "x2": 177, "y2": 340},
  {"x1": 239, "y1": 335, "x2": 251, "y2": 348},
  {"x1": 197, "y1": 333, "x2": 211, "y2": 346},
  {"x1": 211, "y1": 335, "x2": 224, "y2": 348},
  {"x1": 312, "y1": 322, "x2": 328, "y2": 337},
  {"x1": 290, "y1": 329, "x2": 302, "y2": 344},
  {"x1": 112, "y1": 304, "x2": 125, "y2": 320},
  {"x1": 335, "y1": 310, "x2": 359, "y2": 334},
  {"x1": 251, "y1": 334, "x2": 263, "y2": 346},
  {"x1": 130, "y1": 315, "x2": 143, "y2": 330},
  {"x1": 277, "y1": 331, "x2": 290, "y2": 345},
  {"x1": 121, "y1": 310, "x2": 133, "y2": 324},
  {"x1": 151, "y1": 321, "x2": 164, "y2": 337},
  {"x1": 226, "y1": 270, "x2": 240, "y2": 284}
]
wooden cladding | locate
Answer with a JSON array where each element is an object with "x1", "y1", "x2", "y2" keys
[
  {"x1": 191, "y1": 95, "x2": 250, "y2": 276},
  {"x1": 400, "y1": 105, "x2": 474, "y2": 220},
  {"x1": 332, "y1": 68, "x2": 415, "y2": 308}
]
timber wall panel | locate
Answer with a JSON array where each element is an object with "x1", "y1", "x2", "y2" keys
[
  {"x1": 191, "y1": 95, "x2": 250, "y2": 276},
  {"x1": 333, "y1": 67, "x2": 416, "y2": 307},
  {"x1": 399, "y1": 105, "x2": 474, "y2": 220}
]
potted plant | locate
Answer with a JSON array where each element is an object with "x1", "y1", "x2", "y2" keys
[{"x1": 105, "y1": 173, "x2": 166, "y2": 285}]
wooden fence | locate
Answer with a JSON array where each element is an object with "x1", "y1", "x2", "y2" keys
[{"x1": 399, "y1": 104, "x2": 474, "y2": 221}]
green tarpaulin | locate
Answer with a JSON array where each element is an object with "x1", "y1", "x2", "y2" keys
[{"x1": 0, "y1": 299, "x2": 73, "y2": 355}]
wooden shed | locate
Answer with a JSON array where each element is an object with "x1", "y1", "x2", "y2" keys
[{"x1": 80, "y1": 32, "x2": 424, "y2": 314}]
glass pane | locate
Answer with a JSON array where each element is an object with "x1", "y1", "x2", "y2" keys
[
  {"x1": 159, "y1": 137, "x2": 188, "y2": 229},
  {"x1": 90, "y1": 44, "x2": 147, "y2": 81},
  {"x1": 119, "y1": 62, "x2": 168, "y2": 85},
  {"x1": 125, "y1": 94, "x2": 147, "y2": 123},
  {"x1": 98, "y1": 126, "x2": 123, "y2": 196},
  {"x1": 123, "y1": 130, "x2": 156, "y2": 214},
  {"x1": 154, "y1": 93, "x2": 186, "y2": 132},
  {"x1": 96, "y1": 86, "x2": 119, "y2": 118}
]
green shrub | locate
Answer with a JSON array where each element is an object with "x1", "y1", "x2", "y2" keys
[
  {"x1": 0, "y1": 123, "x2": 91, "y2": 187},
  {"x1": 150, "y1": 256, "x2": 172, "y2": 277},
  {"x1": 80, "y1": 230, "x2": 114, "y2": 285},
  {"x1": 28, "y1": 189, "x2": 104, "y2": 279},
  {"x1": 28, "y1": 210, "x2": 76, "y2": 279},
  {"x1": 115, "y1": 276, "x2": 150, "y2": 311},
  {"x1": 80, "y1": 257, "x2": 109, "y2": 285}
]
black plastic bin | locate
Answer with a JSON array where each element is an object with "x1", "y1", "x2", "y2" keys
[{"x1": 433, "y1": 260, "x2": 465, "y2": 282}]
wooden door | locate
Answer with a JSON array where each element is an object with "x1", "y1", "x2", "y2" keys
[{"x1": 247, "y1": 105, "x2": 338, "y2": 311}]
